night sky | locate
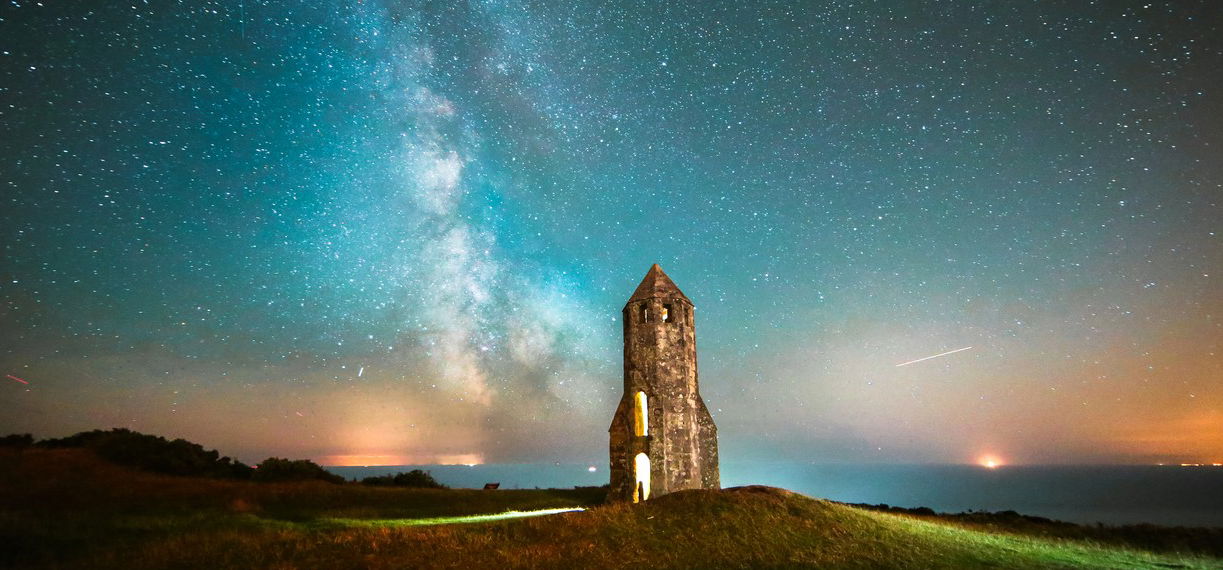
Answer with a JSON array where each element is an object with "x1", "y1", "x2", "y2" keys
[{"x1": 2, "y1": 1, "x2": 1220, "y2": 468}]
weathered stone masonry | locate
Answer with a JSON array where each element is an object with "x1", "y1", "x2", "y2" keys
[{"x1": 609, "y1": 264, "x2": 719, "y2": 502}]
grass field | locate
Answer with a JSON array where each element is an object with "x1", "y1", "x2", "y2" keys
[{"x1": 3, "y1": 448, "x2": 1221, "y2": 569}]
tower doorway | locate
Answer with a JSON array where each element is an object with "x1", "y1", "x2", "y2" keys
[{"x1": 633, "y1": 452, "x2": 650, "y2": 503}]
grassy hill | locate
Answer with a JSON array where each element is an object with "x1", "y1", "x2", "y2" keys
[{"x1": 2, "y1": 448, "x2": 1221, "y2": 569}]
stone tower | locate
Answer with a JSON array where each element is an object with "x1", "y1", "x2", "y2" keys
[{"x1": 608, "y1": 264, "x2": 719, "y2": 502}]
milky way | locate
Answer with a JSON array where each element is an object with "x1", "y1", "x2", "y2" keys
[{"x1": 1, "y1": 2, "x2": 1220, "y2": 466}]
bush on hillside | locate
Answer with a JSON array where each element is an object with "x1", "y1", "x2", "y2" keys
[
  {"x1": 0, "y1": 433, "x2": 34, "y2": 448},
  {"x1": 253, "y1": 457, "x2": 345, "y2": 484},
  {"x1": 360, "y1": 469, "x2": 447, "y2": 488}
]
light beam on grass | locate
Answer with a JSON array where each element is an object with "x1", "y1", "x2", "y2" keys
[{"x1": 330, "y1": 507, "x2": 586, "y2": 527}]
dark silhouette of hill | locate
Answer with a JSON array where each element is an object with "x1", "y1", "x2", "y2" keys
[
  {"x1": 1, "y1": 456, "x2": 1217, "y2": 570},
  {"x1": 4, "y1": 430, "x2": 480, "y2": 488},
  {"x1": 14, "y1": 428, "x2": 341, "y2": 483},
  {"x1": 35, "y1": 428, "x2": 254, "y2": 479},
  {"x1": 4, "y1": 429, "x2": 1221, "y2": 568},
  {"x1": 6, "y1": 429, "x2": 456, "y2": 487}
]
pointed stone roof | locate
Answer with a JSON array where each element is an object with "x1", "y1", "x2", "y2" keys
[{"x1": 626, "y1": 264, "x2": 691, "y2": 306}]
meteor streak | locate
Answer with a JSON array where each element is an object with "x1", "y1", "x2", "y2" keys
[
  {"x1": 895, "y1": 346, "x2": 973, "y2": 367},
  {"x1": 6, "y1": 374, "x2": 29, "y2": 384}
]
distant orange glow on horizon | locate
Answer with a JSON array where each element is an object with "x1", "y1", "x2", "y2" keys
[
  {"x1": 318, "y1": 455, "x2": 416, "y2": 467},
  {"x1": 318, "y1": 453, "x2": 485, "y2": 467},
  {"x1": 977, "y1": 454, "x2": 1004, "y2": 469}
]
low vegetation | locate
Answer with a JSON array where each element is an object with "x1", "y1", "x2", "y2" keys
[
  {"x1": 360, "y1": 469, "x2": 448, "y2": 488},
  {"x1": 3, "y1": 447, "x2": 1222, "y2": 568},
  {"x1": 251, "y1": 457, "x2": 346, "y2": 484},
  {"x1": 852, "y1": 502, "x2": 1223, "y2": 559}
]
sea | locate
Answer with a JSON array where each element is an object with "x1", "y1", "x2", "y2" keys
[{"x1": 326, "y1": 462, "x2": 1223, "y2": 528}]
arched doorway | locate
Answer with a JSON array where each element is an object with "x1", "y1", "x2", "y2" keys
[{"x1": 633, "y1": 452, "x2": 650, "y2": 503}]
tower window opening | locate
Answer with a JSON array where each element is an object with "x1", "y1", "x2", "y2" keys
[
  {"x1": 633, "y1": 391, "x2": 649, "y2": 436},
  {"x1": 641, "y1": 305, "x2": 649, "y2": 323},
  {"x1": 662, "y1": 304, "x2": 672, "y2": 322}
]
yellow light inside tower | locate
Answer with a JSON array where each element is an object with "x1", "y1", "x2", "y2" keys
[{"x1": 633, "y1": 391, "x2": 648, "y2": 436}]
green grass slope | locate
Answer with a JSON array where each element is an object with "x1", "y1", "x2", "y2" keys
[{"x1": 3, "y1": 449, "x2": 1221, "y2": 569}]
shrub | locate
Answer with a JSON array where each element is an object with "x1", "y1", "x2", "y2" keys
[
  {"x1": 0, "y1": 433, "x2": 34, "y2": 448},
  {"x1": 360, "y1": 469, "x2": 447, "y2": 488},
  {"x1": 253, "y1": 457, "x2": 345, "y2": 484}
]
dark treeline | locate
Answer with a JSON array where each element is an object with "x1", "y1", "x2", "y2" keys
[{"x1": 1, "y1": 429, "x2": 439, "y2": 487}]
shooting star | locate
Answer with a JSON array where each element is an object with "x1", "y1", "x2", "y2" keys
[
  {"x1": 895, "y1": 346, "x2": 973, "y2": 367},
  {"x1": 6, "y1": 374, "x2": 29, "y2": 385}
]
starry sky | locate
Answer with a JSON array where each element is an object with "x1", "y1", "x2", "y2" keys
[{"x1": 2, "y1": 1, "x2": 1220, "y2": 468}]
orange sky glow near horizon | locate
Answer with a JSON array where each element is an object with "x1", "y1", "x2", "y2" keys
[{"x1": 318, "y1": 454, "x2": 485, "y2": 467}]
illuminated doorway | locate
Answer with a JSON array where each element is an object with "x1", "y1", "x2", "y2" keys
[{"x1": 633, "y1": 452, "x2": 650, "y2": 503}]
